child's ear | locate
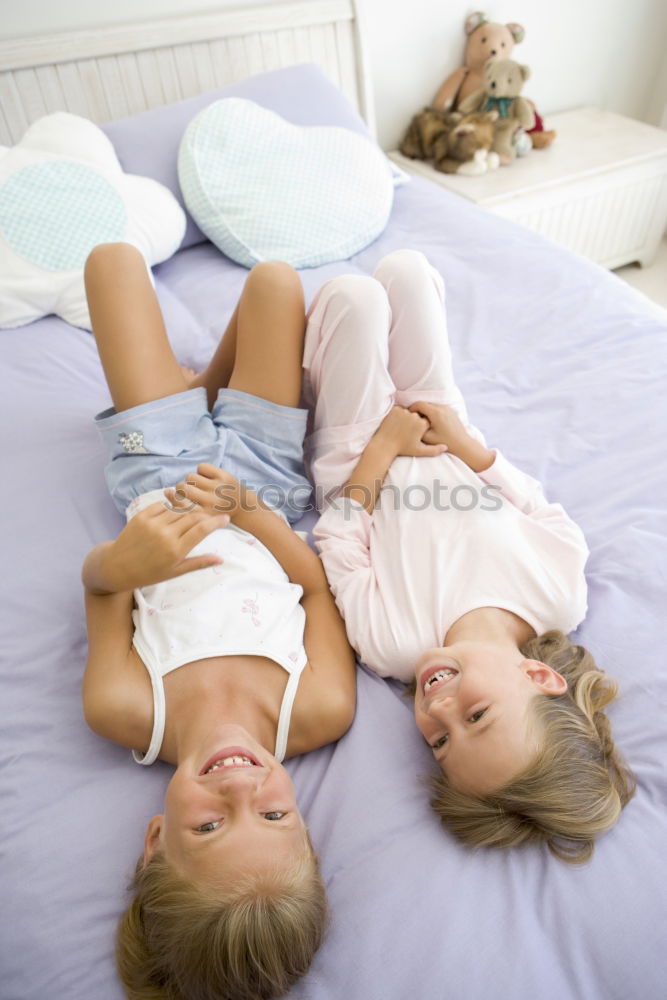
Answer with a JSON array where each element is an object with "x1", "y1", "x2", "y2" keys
[
  {"x1": 521, "y1": 659, "x2": 568, "y2": 695},
  {"x1": 142, "y1": 814, "x2": 164, "y2": 866}
]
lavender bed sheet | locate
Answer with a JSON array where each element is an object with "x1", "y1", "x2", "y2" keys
[{"x1": 2, "y1": 176, "x2": 666, "y2": 1000}]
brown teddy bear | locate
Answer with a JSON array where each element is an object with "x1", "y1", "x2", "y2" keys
[
  {"x1": 399, "y1": 107, "x2": 500, "y2": 175},
  {"x1": 433, "y1": 11, "x2": 555, "y2": 149},
  {"x1": 459, "y1": 59, "x2": 535, "y2": 164}
]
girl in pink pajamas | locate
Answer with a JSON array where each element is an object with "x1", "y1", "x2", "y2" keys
[{"x1": 303, "y1": 249, "x2": 634, "y2": 862}]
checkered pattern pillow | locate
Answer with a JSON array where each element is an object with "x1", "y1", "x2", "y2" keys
[
  {"x1": 0, "y1": 113, "x2": 186, "y2": 330},
  {"x1": 177, "y1": 98, "x2": 393, "y2": 269}
]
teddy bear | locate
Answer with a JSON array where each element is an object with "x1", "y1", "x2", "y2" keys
[
  {"x1": 399, "y1": 107, "x2": 500, "y2": 175},
  {"x1": 432, "y1": 11, "x2": 555, "y2": 149},
  {"x1": 459, "y1": 59, "x2": 534, "y2": 164}
]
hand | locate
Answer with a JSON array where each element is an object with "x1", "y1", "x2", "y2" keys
[
  {"x1": 83, "y1": 501, "x2": 229, "y2": 593},
  {"x1": 165, "y1": 463, "x2": 242, "y2": 517},
  {"x1": 408, "y1": 401, "x2": 495, "y2": 472},
  {"x1": 374, "y1": 406, "x2": 448, "y2": 459},
  {"x1": 407, "y1": 401, "x2": 469, "y2": 451}
]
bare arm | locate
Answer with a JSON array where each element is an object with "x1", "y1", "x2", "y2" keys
[
  {"x1": 81, "y1": 587, "x2": 151, "y2": 747},
  {"x1": 408, "y1": 401, "x2": 495, "y2": 472},
  {"x1": 82, "y1": 502, "x2": 229, "y2": 594},
  {"x1": 295, "y1": 587, "x2": 357, "y2": 748},
  {"x1": 81, "y1": 502, "x2": 229, "y2": 748},
  {"x1": 340, "y1": 406, "x2": 447, "y2": 513}
]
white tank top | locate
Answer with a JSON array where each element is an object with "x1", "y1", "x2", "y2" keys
[{"x1": 126, "y1": 490, "x2": 308, "y2": 765}]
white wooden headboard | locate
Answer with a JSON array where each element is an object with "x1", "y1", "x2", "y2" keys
[{"x1": 0, "y1": 0, "x2": 375, "y2": 145}]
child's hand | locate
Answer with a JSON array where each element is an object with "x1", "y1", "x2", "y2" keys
[
  {"x1": 375, "y1": 406, "x2": 448, "y2": 458},
  {"x1": 166, "y1": 463, "x2": 242, "y2": 517},
  {"x1": 84, "y1": 502, "x2": 229, "y2": 593},
  {"x1": 408, "y1": 401, "x2": 495, "y2": 472},
  {"x1": 407, "y1": 401, "x2": 469, "y2": 452}
]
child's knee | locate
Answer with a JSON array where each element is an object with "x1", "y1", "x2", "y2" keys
[
  {"x1": 85, "y1": 242, "x2": 142, "y2": 272},
  {"x1": 314, "y1": 274, "x2": 389, "y2": 327},
  {"x1": 374, "y1": 250, "x2": 442, "y2": 289},
  {"x1": 247, "y1": 260, "x2": 304, "y2": 306},
  {"x1": 373, "y1": 248, "x2": 430, "y2": 282},
  {"x1": 84, "y1": 242, "x2": 145, "y2": 288},
  {"x1": 374, "y1": 249, "x2": 445, "y2": 307}
]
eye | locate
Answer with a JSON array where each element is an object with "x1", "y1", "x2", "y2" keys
[
  {"x1": 469, "y1": 709, "x2": 487, "y2": 724},
  {"x1": 501, "y1": 41, "x2": 506, "y2": 47},
  {"x1": 430, "y1": 734, "x2": 448, "y2": 750},
  {"x1": 481, "y1": 36, "x2": 487, "y2": 43},
  {"x1": 195, "y1": 820, "x2": 221, "y2": 833},
  {"x1": 264, "y1": 811, "x2": 287, "y2": 821}
]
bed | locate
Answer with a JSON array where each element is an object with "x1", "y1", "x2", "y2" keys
[{"x1": 1, "y1": 3, "x2": 666, "y2": 998}]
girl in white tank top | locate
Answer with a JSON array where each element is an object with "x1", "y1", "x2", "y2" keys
[{"x1": 81, "y1": 243, "x2": 356, "y2": 1000}]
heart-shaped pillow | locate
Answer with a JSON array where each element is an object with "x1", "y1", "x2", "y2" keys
[
  {"x1": 177, "y1": 98, "x2": 394, "y2": 269},
  {"x1": 0, "y1": 112, "x2": 186, "y2": 330}
]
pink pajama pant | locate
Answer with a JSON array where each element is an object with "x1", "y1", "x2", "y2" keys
[{"x1": 302, "y1": 249, "x2": 472, "y2": 498}]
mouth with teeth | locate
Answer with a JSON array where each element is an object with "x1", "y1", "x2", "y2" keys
[
  {"x1": 199, "y1": 746, "x2": 261, "y2": 776},
  {"x1": 420, "y1": 664, "x2": 459, "y2": 697}
]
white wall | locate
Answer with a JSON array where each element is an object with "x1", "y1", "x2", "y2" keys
[
  {"x1": 2, "y1": 0, "x2": 666, "y2": 149},
  {"x1": 361, "y1": 0, "x2": 667, "y2": 148}
]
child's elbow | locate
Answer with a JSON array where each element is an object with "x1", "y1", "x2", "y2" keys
[
  {"x1": 81, "y1": 678, "x2": 108, "y2": 737},
  {"x1": 81, "y1": 674, "x2": 124, "y2": 741},
  {"x1": 328, "y1": 682, "x2": 357, "y2": 740}
]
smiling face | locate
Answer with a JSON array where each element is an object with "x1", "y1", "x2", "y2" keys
[
  {"x1": 413, "y1": 641, "x2": 568, "y2": 795},
  {"x1": 144, "y1": 728, "x2": 308, "y2": 884}
]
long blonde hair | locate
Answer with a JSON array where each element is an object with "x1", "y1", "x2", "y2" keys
[
  {"x1": 116, "y1": 841, "x2": 327, "y2": 1000},
  {"x1": 430, "y1": 630, "x2": 635, "y2": 863}
]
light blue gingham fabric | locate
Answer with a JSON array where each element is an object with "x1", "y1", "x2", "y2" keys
[
  {"x1": 177, "y1": 97, "x2": 393, "y2": 269},
  {"x1": 0, "y1": 160, "x2": 127, "y2": 271}
]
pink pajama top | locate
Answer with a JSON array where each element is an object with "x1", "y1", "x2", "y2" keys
[{"x1": 313, "y1": 449, "x2": 588, "y2": 683}]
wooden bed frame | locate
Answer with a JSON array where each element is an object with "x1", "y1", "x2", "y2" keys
[{"x1": 0, "y1": 0, "x2": 375, "y2": 144}]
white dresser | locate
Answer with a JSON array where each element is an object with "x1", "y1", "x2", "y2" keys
[{"x1": 389, "y1": 107, "x2": 667, "y2": 269}]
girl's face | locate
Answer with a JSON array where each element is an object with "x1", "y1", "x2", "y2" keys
[
  {"x1": 144, "y1": 726, "x2": 308, "y2": 884},
  {"x1": 413, "y1": 641, "x2": 567, "y2": 795}
]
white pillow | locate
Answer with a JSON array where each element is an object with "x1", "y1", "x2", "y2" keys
[
  {"x1": 0, "y1": 112, "x2": 186, "y2": 330},
  {"x1": 177, "y1": 98, "x2": 393, "y2": 268}
]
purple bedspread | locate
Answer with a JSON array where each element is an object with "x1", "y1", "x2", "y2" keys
[{"x1": 2, "y1": 175, "x2": 666, "y2": 1000}]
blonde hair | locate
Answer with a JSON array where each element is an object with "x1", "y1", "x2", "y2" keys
[
  {"x1": 430, "y1": 630, "x2": 635, "y2": 863},
  {"x1": 116, "y1": 841, "x2": 327, "y2": 1000}
]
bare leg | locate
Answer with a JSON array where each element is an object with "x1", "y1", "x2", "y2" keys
[
  {"x1": 87, "y1": 248, "x2": 305, "y2": 410},
  {"x1": 84, "y1": 243, "x2": 188, "y2": 412},
  {"x1": 187, "y1": 303, "x2": 239, "y2": 409},
  {"x1": 226, "y1": 261, "x2": 306, "y2": 408},
  {"x1": 176, "y1": 264, "x2": 306, "y2": 410},
  {"x1": 87, "y1": 248, "x2": 305, "y2": 416}
]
